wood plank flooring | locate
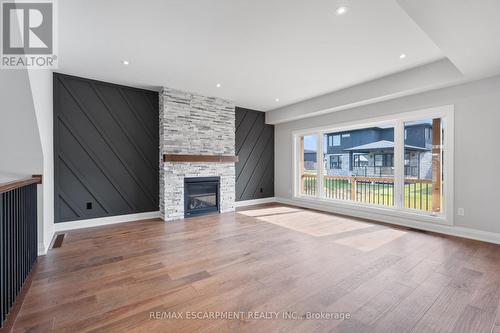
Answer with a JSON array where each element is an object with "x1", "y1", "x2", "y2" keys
[{"x1": 9, "y1": 203, "x2": 500, "y2": 333}]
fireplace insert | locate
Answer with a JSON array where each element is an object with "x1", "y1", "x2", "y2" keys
[{"x1": 184, "y1": 177, "x2": 220, "y2": 218}]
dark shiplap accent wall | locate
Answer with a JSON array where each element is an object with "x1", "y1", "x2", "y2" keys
[
  {"x1": 53, "y1": 73, "x2": 159, "y2": 223},
  {"x1": 235, "y1": 107, "x2": 274, "y2": 201}
]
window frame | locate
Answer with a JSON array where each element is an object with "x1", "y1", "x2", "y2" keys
[
  {"x1": 374, "y1": 153, "x2": 393, "y2": 167},
  {"x1": 332, "y1": 134, "x2": 341, "y2": 146},
  {"x1": 353, "y1": 153, "x2": 369, "y2": 167},
  {"x1": 292, "y1": 105, "x2": 454, "y2": 226},
  {"x1": 404, "y1": 152, "x2": 410, "y2": 166},
  {"x1": 330, "y1": 155, "x2": 342, "y2": 169}
]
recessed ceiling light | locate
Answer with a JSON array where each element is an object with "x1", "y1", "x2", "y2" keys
[
  {"x1": 399, "y1": 53, "x2": 406, "y2": 59},
  {"x1": 216, "y1": 83, "x2": 221, "y2": 88},
  {"x1": 122, "y1": 60, "x2": 129, "y2": 65},
  {"x1": 275, "y1": 98, "x2": 280, "y2": 102},
  {"x1": 335, "y1": 6, "x2": 348, "y2": 15}
]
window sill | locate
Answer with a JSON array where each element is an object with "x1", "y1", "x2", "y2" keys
[{"x1": 291, "y1": 194, "x2": 453, "y2": 226}]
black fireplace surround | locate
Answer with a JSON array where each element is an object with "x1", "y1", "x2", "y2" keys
[{"x1": 184, "y1": 177, "x2": 220, "y2": 218}]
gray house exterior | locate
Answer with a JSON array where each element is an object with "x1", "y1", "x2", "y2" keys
[
  {"x1": 324, "y1": 124, "x2": 432, "y2": 179},
  {"x1": 304, "y1": 149, "x2": 317, "y2": 170}
]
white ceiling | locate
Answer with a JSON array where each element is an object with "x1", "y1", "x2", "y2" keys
[
  {"x1": 58, "y1": 0, "x2": 445, "y2": 111},
  {"x1": 398, "y1": 0, "x2": 500, "y2": 79},
  {"x1": 268, "y1": 0, "x2": 500, "y2": 122}
]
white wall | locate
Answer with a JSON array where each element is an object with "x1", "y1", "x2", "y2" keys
[
  {"x1": 274, "y1": 74, "x2": 500, "y2": 235},
  {"x1": 266, "y1": 59, "x2": 463, "y2": 124},
  {"x1": 0, "y1": 69, "x2": 49, "y2": 253},
  {"x1": 28, "y1": 70, "x2": 54, "y2": 253},
  {"x1": 0, "y1": 70, "x2": 43, "y2": 175}
]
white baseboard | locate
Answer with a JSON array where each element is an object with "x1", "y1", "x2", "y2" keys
[
  {"x1": 38, "y1": 242, "x2": 47, "y2": 256},
  {"x1": 235, "y1": 197, "x2": 276, "y2": 207},
  {"x1": 38, "y1": 232, "x2": 55, "y2": 256},
  {"x1": 54, "y1": 211, "x2": 160, "y2": 232},
  {"x1": 276, "y1": 197, "x2": 500, "y2": 245}
]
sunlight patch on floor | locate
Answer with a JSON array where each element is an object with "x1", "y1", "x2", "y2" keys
[
  {"x1": 237, "y1": 206, "x2": 302, "y2": 217},
  {"x1": 242, "y1": 209, "x2": 374, "y2": 237},
  {"x1": 334, "y1": 228, "x2": 407, "y2": 251}
]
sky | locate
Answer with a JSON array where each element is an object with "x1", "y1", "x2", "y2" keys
[{"x1": 303, "y1": 135, "x2": 317, "y2": 151}]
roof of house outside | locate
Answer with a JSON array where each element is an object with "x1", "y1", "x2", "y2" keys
[
  {"x1": 343, "y1": 140, "x2": 428, "y2": 152},
  {"x1": 326, "y1": 122, "x2": 431, "y2": 137}
]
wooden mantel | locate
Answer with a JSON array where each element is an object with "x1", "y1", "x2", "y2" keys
[{"x1": 163, "y1": 154, "x2": 239, "y2": 163}]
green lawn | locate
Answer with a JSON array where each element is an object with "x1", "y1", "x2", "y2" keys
[
  {"x1": 302, "y1": 176, "x2": 435, "y2": 211},
  {"x1": 404, "y1": 182, "x2": 433, "y2": 211}
]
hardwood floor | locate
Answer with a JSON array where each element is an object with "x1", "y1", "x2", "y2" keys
[{"x1": 9, "y1": 204, "x2": 500, "y2": 332}]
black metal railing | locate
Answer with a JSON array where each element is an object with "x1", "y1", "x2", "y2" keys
[
  {"x1": 302, "y1": 174, "x2": 433, "y2": 211},
  {"x1": 324, "y1": 176, "x2": 352, "y2": 201},
  {"x1": 1, "y1": 181, "x2": 38, "y2": 328},
  {"x1": 404, "y1": 179, "x2": 433, "y2": 211},
  {"x1": 353, "y1": 180, "x2": 395, "y2": 207},
  {"x1": 352, "y1": 166, "x2": 394, "y2": 177},
  {"x1": 323, "y1": 176, "x2": 395, "y2": 207}
]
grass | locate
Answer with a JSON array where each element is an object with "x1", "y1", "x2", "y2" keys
[
  {"x1": 404, "y1": 182, "x2": 433, "y2": 211},
  {"x1": 301, "y1": 175, "x2": 435, "y2": 211}
]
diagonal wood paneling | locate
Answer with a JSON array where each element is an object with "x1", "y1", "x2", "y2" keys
[
  {"x1": 235, "y1": 107, "x2": 274, "y2": 201},
  {"x1": 54, "y1": 73, "x2": 159, "y2": 223}
]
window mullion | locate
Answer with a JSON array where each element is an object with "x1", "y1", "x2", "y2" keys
[
  {"x1": 317, "y1": 131, "x2": 324, "y2": 198},
  {"x1": 394, "y1": 121, "x2": 405, "y2": 208},
  {"x1": 294, "y1": 134, "x2": 299, "y2": 197}
]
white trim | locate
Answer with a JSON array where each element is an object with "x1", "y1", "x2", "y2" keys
[
  {"x1": 274, "y1": 126, "x2": 277, "y2": 203},
  {"x1": 394, "y1": 121, "x2": 404, "y2": 209},
  {"x1": 235, "y1": 197, "x2": 276, "y2": 207},
  {"x1": 292, "y1": 104, "x2": 454, "y2": 225},
  {"x1": 292, "y1": 194, "x2": 447, "y2": 223},
  {"x1": 38, "y1": 228, "x2": 55, "y2": 256},
  {"x1": 38, "y1": 242, "x2": 47, "y2": 256},
  {"x1": 276, "y1": 197, "x2": 500, "y2": 245},
  {"x1": 443, "y1": 108, "x2": 454, "y2": 226},
  {"x1": 291, "y1": 105, "x2": 453, "y2": 136},
  {"x1": 317, "y1": 132, "x2": 324, "y2": 198},
  {"x1": 292, "y1": 131, "x2": 298, "y2": 197},
  {"x1": 54, "y1": 211, "x2": 160, "y2": 232}
]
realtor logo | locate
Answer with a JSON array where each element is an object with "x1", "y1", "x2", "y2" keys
[{"x1": 1, "y1": 0, "x2": 57, "y2": 68}]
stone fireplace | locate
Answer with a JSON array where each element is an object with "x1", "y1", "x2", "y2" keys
[{"x1": 159, "y1": 87, "x2": 236, "y2": 221}]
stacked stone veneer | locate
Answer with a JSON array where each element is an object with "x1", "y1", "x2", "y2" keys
[{"x1": 159, "y1": 87, "x2": 236, "y2": 221}]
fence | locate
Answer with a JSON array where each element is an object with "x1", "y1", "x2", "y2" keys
[{"x1": 301, "y1": 174, "x2": 433, "y2": 211}]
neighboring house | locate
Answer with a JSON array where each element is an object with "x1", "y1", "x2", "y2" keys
[
  {"x1": 324, "y1": 124, "x2": 432, "y2": 179},
  {"x1": 304, "y1": 149, "x2": 317, "y2": 170}
]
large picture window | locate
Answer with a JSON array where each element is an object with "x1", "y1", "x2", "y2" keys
[
  {"x1": 404, "y1": 118, "x2": 444, "y2": 213},
  {"x1": 298, "y1": 134, "x2": 318, "y2": 196},
  {"x1": 321, "y1": 123, "x2": 395, "y2": 206},
  {"x1": 295, "y1": 106, "x2": 453, "y2": 223}
]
